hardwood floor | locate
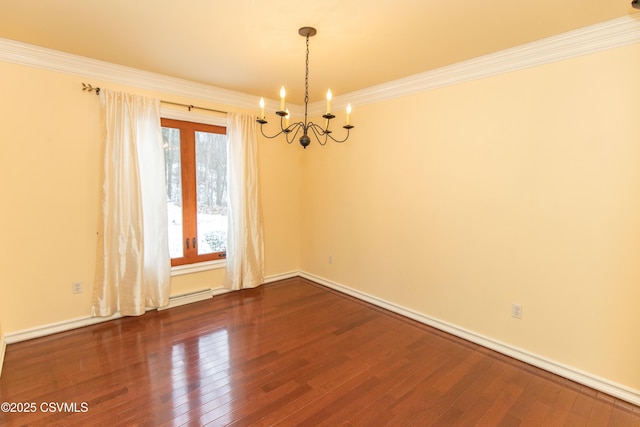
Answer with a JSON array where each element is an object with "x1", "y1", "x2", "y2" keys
[{"x1": 0, "y1": 277, "x2": 638, "y2": 426}]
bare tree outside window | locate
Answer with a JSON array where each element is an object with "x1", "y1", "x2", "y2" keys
[{"x1": 195, "y1": 131, "x2": 227, "y2": 254}]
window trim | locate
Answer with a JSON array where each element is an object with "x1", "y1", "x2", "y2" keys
[
  {"x1": 160, "y1": 107, "x2": 227, "y2": 127},
  {"x1": 162, "y1": 113, "x2": 228, "y2": 268},
  {"x1": 170, "y1": 259, "x2": 226, "y2": 277}
]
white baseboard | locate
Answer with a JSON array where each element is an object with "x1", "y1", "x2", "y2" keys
[
  {"x1": 3, "y1": 272, "x2": 297, "y2": 344},
  {"x1": 4, "y1": 270, "x2": 636, "y2": 406},
  {"x1": 5, "y1": 290, "x2": 219, "y2": 343},
  {"x1": 264, "y1": 271, "x2": 300, "y2": 284},
  {"x1": 0, "y1": 332, "x2": 6, "y2": 378},
  {"x1": 5, "y1": 313, "x2": 123, "y2": 345},
  {"x1": 299, "y1": 271, "x2": 640, "y2": 407}
]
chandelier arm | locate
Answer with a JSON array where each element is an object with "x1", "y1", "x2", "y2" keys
[
  {"x1": 308, "y1": 122, "x2": 329, "y2": 146},
  {"x1": 257, "y1": 118, "x2": 305, "y2": 140},
  {"x1": 307, "y1": 122, "x2": 325, "y2": 135},
  {"x1": 279, "y1": 113, "x2": 290, "y2": 133},
  {"x1": 308, "y1": 121, "x2": 352, "y2": 144},
  {"x1": 324, "y1": 127, "x2": 352, "y2": 144},
  {"x1": 258, "y1": 121, "x2": 287, "y2": 139},
  {"x1": 285, "y1": 122, "x2": 304, "y2": 144}
]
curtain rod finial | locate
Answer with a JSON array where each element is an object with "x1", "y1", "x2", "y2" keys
[{"x1": 82, "y1": 82, "x2": 100, "y2": 95}]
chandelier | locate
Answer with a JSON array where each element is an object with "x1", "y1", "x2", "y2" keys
[{"x1": 257, "y1": 27, "x2": 354, "y2": 149}]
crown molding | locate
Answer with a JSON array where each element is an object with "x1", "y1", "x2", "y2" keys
[
  {"x1": 0, "y1": 37, "x2": 261, "y2": 111},
  {"x1": 1, "y1": 14, "x2": 639, "y2": 114},
  {"x1": 341, "y1": 14, "x2": 640, "y2": 109}
]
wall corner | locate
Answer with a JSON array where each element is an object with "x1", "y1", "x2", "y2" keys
[{"x1": 0, "y1": 326, "x2": 5, "y2": 378}]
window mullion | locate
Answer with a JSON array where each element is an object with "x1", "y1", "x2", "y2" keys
[{"x1": 181, "y1": 125, "x2": 198, "y2": 259}]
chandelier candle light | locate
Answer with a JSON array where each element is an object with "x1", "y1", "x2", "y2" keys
[{"x1": 257, "y1": 27, "x2": 354, "y2": 149}]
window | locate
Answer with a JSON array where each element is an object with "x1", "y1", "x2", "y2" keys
[{"x1": 162, "y1": 118, "x2": 227, "y2": 266}]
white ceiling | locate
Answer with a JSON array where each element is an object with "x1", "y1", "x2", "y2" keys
[{"x1": 0, "y1": 1, "x2": 637, "y2": 103}]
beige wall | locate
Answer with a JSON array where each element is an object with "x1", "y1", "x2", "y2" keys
[
  {"x1": 1, "y1": 39, "x2": 639, "y2": 395},
  {"x1": 300, "y1": 43, "x2": 640, "y2": 391},
  {"x1": 0, "y1": 61, "x2": 301, "y2": 333}
]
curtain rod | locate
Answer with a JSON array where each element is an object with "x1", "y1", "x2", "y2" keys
[{"x1": 81, "y1": 83, "x2": 228, "y2": 115}]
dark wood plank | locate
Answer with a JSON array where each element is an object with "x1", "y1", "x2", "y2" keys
[{"x1": 0, "y1": 277, "x2": 638, "y2": 426}]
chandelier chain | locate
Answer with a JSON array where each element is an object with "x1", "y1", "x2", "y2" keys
[{"x1": 304, "y1": 34, "x2": 310, "y2": 121}]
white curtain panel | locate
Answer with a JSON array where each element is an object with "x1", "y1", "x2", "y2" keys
[
  {"x1": 225, "y1": 113, "x2": 264, "y2": 290},
  {"x1": 92, "y1": 89, "x2": 171, "y2": 317}
]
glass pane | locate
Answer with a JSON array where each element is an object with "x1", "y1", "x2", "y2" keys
[
  {"x1": 163, "y1": 127, "x2": 183, "y2": 259},
  {"x1": 195, "y1": 131, "x2": 227, "y2": 255}
]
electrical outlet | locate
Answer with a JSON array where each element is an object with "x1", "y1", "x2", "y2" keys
[
  {"x1": 511, "y1": 303, "x2": 523, "y2": 319},
  {"x1": 328, "y1": 255, "x2": 333, "y2": 264},
  {"x1": 72, "y1": 282, "x2": 83, "y2": 294}
]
